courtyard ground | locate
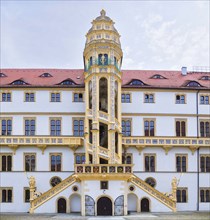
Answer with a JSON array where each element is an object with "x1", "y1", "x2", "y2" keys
[{"x1": 0, "y1": 212, "x2": 210, "y2": 220}]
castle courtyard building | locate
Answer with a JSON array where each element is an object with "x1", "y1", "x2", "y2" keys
[{"x1": 0, "y1": 10, "x2": 210, "y2": 215}]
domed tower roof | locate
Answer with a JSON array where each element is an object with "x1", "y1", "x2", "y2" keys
[{"x1": 85, "y1": 10, "x2": 121, "y2": 49}]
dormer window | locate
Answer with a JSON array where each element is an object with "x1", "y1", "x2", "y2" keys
[
  {"x1": 39, "y1": 73, "x2": 52, "y2": 77},
  {"x1": 11, "y1": 80, "x2": 28, "y2": 85},
  {"x1": 0, "y1": 73, "x2": 7, "y2": 77},
  {"x1": 186, "y1": 81, "x2": 201, "y2": 87},
  {"x1": 129, "y1": 79, "x2": 145, "y2": 86},
  {"x1": 151, "y1": 74, "x2": 166, "y2": 79},
  {"x1": 200, "y1": 76, "x2": 210, "y2": 80},
  {"x1": 59, "y1": 79, "x2": 75, "y2": 85}
]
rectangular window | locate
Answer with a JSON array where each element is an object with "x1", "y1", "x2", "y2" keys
[
  {"x1": 200, "y1": 121, "x2": 210, "y2": 137},
  {"x1": 176, "y1": 120, "x2": 186, "y2": 136},
  {"x1": 50, "y1": 119, "x2": 61, "y2": 136},
  {"x1": 0, "y1": 188, "x2": 13, "y2": 203},
  {"x1": 50, "y1": 153, "x2": 61, "y2": 171},
  {"x1": 75, "y1": 154, "x2": 85, "y2": 164},
  {"x1": 122, "y1": 119, "x2": 131, "y2": 136},
  {"x1": 200, "y1": 95, "x2": 209, "y2": 105},
  {"x1": 176, "y1": 95, "x2": 186, "y2": 104},
  {"x1": 73, "y1": 93, "x2": 83, "y2": 102},
  {"x1": 144, "y1": 94, "x2": 154, "y2": 103},
  {"x1": 200, "y1": 188, "x2": 210, "y2": 203},
  {"x1": 25, "y1": 93, "x2": 35, "y2": 102},
  {"x1": 122, "y1": 93, "x2": 131, "y2": 103},
  {"x1": 0, "y1": 154, "x2": 12, "y2": 171},
  {"x1": 176, "y1": 188, "x2": 187, "y2": 203},
  {"x1": 176, "y1": 155, "x2": 187, "y2": 172},
  {"x1": 24, "y1": 188, "x2": 30, "y2": 203},
  {"x1": 50, "y1": 93, "x2": 60, "y2": 102},
  {"x1": 100, "y1": 181, "x2": 108, "y2": 190},
  {"x1": 73, "y1": 119, "x2": 84, "y2": 136},
  {"x1": 1, "y1": 93, "x2": 11, "y2": 102},
  {"x1": 144, "y1": 119, "x2": 155, "y2": 136},
  {"x1": 25, "y1": 119, "x2": 35, "y2": 136},
  {"x1": 24, "y1": 154, "x2": 36, "y2": 171},
  {"x1": 144, "y1": 154, "x2": 156, "y2": 172},
  {"x1": 122, "y1": 153, "x2": 132, "y2": 164},
  {"x1": 1, "y1": 119, "x2": 12, "y2": 135},
  {"x1": 200, "y1": 155, "x2": 210, "y2": 172}
]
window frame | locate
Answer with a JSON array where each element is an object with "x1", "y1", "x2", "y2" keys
[
  {"x1": 0, "y1": 154, "x2": 13, "y2": 171},
  {"x1": 200, "y1": 188, "x2": 210, "y2": 203},
  {"x1": 24, "y1": 153, "x2": 36, "y2": 172},
  {"x1": 144, "y1": 154, "x2": 156, "y2": 172},
  {"x1": 199, "y1": 120, "x2": 210, "y2": 137},
  {"x1": 50, "y1": 92, "x2": 61, "y2": 102},
  {"x1": 49, "y1": 118, "x2": 62, "y2": 136},
  {"x1": 0, "y1": 118, "x2": 12, "y2": 136},
  {"x1": 0, "y1": 187, "x2": 13, "y2": 203},
  {"x1": 100, "y1": 181, "x2": 108, "y2": 190},
  {"x1": 176, "y1": 187, "x2": 188, "y2": 203},
  {"x1": 73, "y1": 118, "x2": 84, "y2": 137},
  {"x1": 144, "y1": 93, "x2": 155, "y2": 103},
  {"x1": 144, "y1": 118, "x2": 155, "y2": 137},
  {"x1": 200, "y1": 94, "x2": 210, "y2": 105},
  {"x1": 175, "y1": 119, "x2": 187, "y2": 137},
  {"x1": 200, "y1": 154, "x2": 210, "y2": 172},
  {"x1": 175, "y1": 94, "x2": 186, "y2": 104},
  {"x1": 176, "y1": 154, "x2": 188, "y2": 172},
  {"x1": 50, "y1": 153, "x2": 62, "y2": 172},
  {"x1": 1, "y1": 92, "x2": 12, "y2": 102},
  {"x1": 121, "y1": 93, "x2": 131, "y2": 103},
  {"x1": 73, "y1": 92, "x2": 84, "y2": 102},
  {"x1": 24, "y1": 118, "x2": 36, "y2": 136},
  {"x1": 122, "y1": 119, "x2": 132, "y2": 137},
  {"x1": 74, "y1": 153, "x2": 85, "y2": 164},
  {"x1": 24, "y1": 92, "x2": 35, "y2": 102},
  {"x1": 23, "y1": 187, "x2": 30, "y2": 203}
]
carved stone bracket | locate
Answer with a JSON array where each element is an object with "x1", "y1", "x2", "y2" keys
[
  {"x1": 37, "y1": 145, "x2": 47, "y2": 155},
  {"x1": 162, "y1": 145, "x2": 172, "y2": 155},
  {"x1": 188, "y1": 146, "x2": 199, "y2": 155},
  {"x1": 8, "y1": 145, "x2": 19, "y2": 155},
  {"x1": 135, "y1": 145, "x2": 145, "y2": 154}
]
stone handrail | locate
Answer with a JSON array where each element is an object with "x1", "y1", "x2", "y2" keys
[
  {"x1": 130, "y1": 174, "x2": 176, "y2": 211},
  {"x1": 122, "y1": 136, "x2": 210, "y2": 146},
  {"x1": 30, "y1": 174, "x2": 78, "y2": 213}
]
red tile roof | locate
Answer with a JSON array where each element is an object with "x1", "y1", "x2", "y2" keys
[{"x1": 0, "y1": 69, "x2": 209, "y2": 89}]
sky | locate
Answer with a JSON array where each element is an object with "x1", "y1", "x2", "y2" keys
[{"x1": 1, "y1": 0, "x2": 209, "y2": 71}]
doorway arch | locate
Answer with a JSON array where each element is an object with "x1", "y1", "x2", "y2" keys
[
  {"x1": 57, "y1": 198, "x2": 66, "y2": 213},
  {"x1": 70, "y1": 194, "x2": 81, "y2": 213},
  {"x1": 141, "y1": 197, "x2": 150, "y2": 212},
  {"x1": 127, "y1": 193, "x2": 138, "y2": 213},
  {"x1": 97, "y1": 196, "x2": 112, "y2": 216}
]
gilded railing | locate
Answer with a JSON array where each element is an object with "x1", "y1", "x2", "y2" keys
[
  {"x1": 75, "y1": 164, "x2": 132, "y2": 174},
  {"x1": 0, "y1": 136, "x2": 83, "y2": 146},
  {"x1": 130, "y1": 175, "x2": 176, "y2": 211},
  {"x1": 30, "y1": 174, "x2": 78, "y2": 213},
  {"x1": 122, "y1": 137, "x2": 210, "y2": 146}
]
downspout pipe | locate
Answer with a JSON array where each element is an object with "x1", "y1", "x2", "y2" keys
[{"x1": 196, "y1": 90, "x2": 200, "y2": 211}]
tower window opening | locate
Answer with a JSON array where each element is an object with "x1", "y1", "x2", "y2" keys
[
  {"x1": 99, "y1": 78, "x2": 108, "y2": 112},
  {"x1": 98, "y1": 54, "x2": 108, "y2": 65},
  {"x1": 99, "y1": 123, "x2": 108, "y2": 149}
]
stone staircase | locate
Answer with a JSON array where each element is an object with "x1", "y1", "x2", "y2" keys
[
  {"x1": 129, "y1": 174, "x2": 176, "y2": 211},
  {"x1": 30, "y1": 174, "x2": 78, "y2": 213}
]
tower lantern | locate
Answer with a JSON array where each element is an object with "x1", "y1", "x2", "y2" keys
[{"x1": 83, "y1": 10, "x2": 123, "y2": 164}]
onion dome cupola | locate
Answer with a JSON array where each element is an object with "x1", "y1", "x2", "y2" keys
[{"x1": 84, "y1": 9, "x2": 123, "y2": 72}]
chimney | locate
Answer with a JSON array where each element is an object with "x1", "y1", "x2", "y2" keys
[{"x1": 181, "y1": 67, "x2": 187, "y2": 75}]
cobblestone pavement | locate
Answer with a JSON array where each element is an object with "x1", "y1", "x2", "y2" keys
[{"x1": 0, "y1": 212, "x2": 210, "y2": 220}]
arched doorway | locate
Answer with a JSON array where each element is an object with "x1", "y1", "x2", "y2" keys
[
  {"x1": 70, "y1": 194, "x2": 81, "y2": 213},
  {"x1": 97, "y1": 197, "x2": 112, "y2": 216},
  {"x1": 127, "y1": 194, "x2": 137, "y2": 213},
  {"x1": 141, "y1": 198, "x2": 150, "y2": 212},
  {"x1": 57, "y1": 198, "x2": 66, "y2": 213}
]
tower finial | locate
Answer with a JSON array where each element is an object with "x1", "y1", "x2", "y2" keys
[{"x1": 100, "y1": 9, "x2": 106, "y2": 17}]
